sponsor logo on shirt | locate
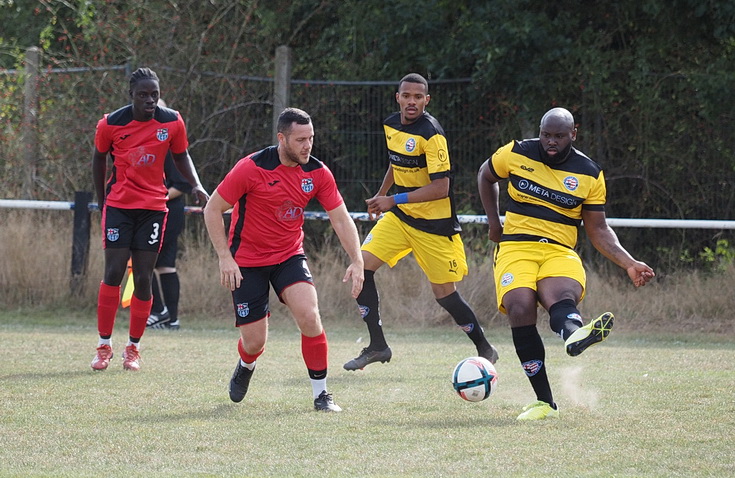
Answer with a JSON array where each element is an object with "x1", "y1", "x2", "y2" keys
[{"x1": 278, "y1": 201, "x2": 304, "y2": 222}]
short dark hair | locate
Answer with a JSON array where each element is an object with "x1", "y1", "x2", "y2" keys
[
  {"x1": 398, "y1": 73, "x2": 428, "y2": 93},
  {"x1": 129, "y1": 67, "x2": 159, "y2": 89},
  {"x1": 277, "y1": 107, "x2": 311, "y2": 134}
]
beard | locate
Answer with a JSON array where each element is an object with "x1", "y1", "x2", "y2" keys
[{"x1": 539, "y1": 142, "x2": 573, "y2": 165}]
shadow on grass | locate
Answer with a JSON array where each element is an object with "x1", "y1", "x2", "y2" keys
[{"x1": 0, "y1": 370, "x2": 92, "y2": 381}]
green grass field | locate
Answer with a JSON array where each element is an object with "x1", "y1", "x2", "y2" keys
[{"x1": 1, "y1": 313, "x2": 733, "y2": 477}]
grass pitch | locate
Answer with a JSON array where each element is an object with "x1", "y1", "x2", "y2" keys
[{"x1": 1, "y1": 313, "x2": 733, "y2": 477}]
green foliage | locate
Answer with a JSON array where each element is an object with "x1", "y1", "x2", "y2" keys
[
  {"x1": 698, "y1": 239, "x2": 735, "y2": 271},
  {"x1": 0, "y1": 0, "x2": 733, "y2": 266}
]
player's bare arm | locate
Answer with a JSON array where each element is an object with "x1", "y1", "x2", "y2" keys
[
  {"x1": 203, "y1": 190, "x2": 242, "y2": 291},
  {"x1": 172, "y1": 151, "x2": 210, "y2": 204},
  {"x1": 582, "y1": 209, "x2": 655, "y2": 287},
  {"x1": 365, "y1": 176, "x2": 449, "y2": 217},
  {"x1": 366, "y1": 167, "x2": 395, "y2": 219},
  {"x1": 92, "y1": 149, "x2": 108, "y2": 207},
  {"x1": 326, "y1": 203, "x2": 364, "y2": 298},
  {"x1": 477, "y1": 159, "x2": 503, "y2": 243}
]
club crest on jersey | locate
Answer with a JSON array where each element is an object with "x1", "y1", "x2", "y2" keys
[
  {"x1": 156, "y1": 128, "x2": 169, "y2": 141},
  {"x1": 301, "y1": 178, "x2": 314, "y2": 193},
  {"x1": 106, "y1": 228, "x2": 120, "y2": 242},
  {"x1": 405, "y1": 137, "x2": 416, "y2": 153},
  {"x1": 236, "y1": 302, "x2": 249, "y2": 318},
  {"x1": 563, "y1": 176, "x2": 579, "y2": 191}
]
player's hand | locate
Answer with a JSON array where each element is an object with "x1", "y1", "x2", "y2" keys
[
  {"x1": 192, "y1": 185, "x2": 210, "y2": 205},
  {"x1": 365, "y1": 196, "x2": 392, "y2": 220},
  {"x1": 343, "y1": 262, "x2": 364, "y2": 298},
  {"x1": 627, "y1": 261, "x2": 655, "y2": 287},
  {"x1": 487, "y1": 220, "x2": 503, "y2": 244},
  {"x1": 218, "y1": 255, "x2": 242, "y2": 291}
]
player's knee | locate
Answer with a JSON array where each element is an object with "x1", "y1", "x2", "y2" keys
[{"x1": 548, "y1": 299, "x2": 581, "y2": 334}]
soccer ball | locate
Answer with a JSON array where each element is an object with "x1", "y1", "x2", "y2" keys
[{"x1": 452, "y1": 356, "x2": 498, "y2": 402}]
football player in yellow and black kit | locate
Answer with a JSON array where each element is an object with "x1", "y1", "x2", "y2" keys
[
  {"x1": 478, "y1": 107, "x2": 655, "y2": 420},
  {"x1": 344, "y1": 73, "x2": 499, "y2": 371}
]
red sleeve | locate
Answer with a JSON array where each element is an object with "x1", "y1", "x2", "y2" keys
[
  {"x1": 217, "y1": 157, "x2": 252, "y2": 205},
  {"x1": 169, "y1": 113, "x2": 189, "y2": 154},
  {"x1": 315, "y1": 164, "x2": 344, "y2": 212},
  {"x1": 94, "y1": 116, "x2": 112, "y2": 153}
]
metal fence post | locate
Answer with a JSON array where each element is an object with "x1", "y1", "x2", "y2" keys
[
  {"x1": 70, "y1": 191, "x2": 92, "y2": 296},
  {"x1": 272, "y1": 45, "x2": 292, "y2": 142},
  {"x1": 21, "y1": 46, "x2": 41, "y2": 199}
]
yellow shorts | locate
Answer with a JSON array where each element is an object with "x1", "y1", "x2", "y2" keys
[
  {"x1": 362, "y1": 211, "x2": 468, "y2": 284},
  {"x1": 493, "y1": 241, "x2": 586, "y2": 313}
]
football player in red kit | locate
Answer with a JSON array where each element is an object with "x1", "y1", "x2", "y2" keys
[
  {"x1": 203, "y1": 107, "x2": 363, "y2": 412},
  {"x1": 91, "y1": 67, "x2": 208, "y2": 371}
]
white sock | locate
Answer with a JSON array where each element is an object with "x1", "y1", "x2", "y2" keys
[
  {"x1": 98, "y1": 338, "x2": 111, "y2": 347},
  {"x1": 127, "y1": 340, "x2": 140, "y2": 350},
  {"x1": 311, "y1": 379, "x2": 327, "y2": 399},
  {"x1": 240, "y1": 359, "x2": 256, "y2": 370}
]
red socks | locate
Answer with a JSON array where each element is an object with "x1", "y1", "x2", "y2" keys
[
  {"x1": 237, "y1": 337, "x2": 264, "y2": 363},
  {"x1": 129, "y1": 295, "x2": 152, "y2": 340},
  {"x1": 97, "y1": 282, "x2": 120, "y2": 337},
  {"x1": 301, "y1": 331, "x2": 328, "y2": 371}
]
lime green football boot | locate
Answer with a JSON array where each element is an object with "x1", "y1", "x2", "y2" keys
[
  {"x1": 565, "y1": 312, "x2": 614, "y2": 357},
  {"x1": 516, "y1": 400, "x2": 560, "y2": 421}
]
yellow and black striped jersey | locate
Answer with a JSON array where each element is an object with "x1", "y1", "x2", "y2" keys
[
  {"x1": 383, "y1": 111, "x2": 460, "y2": 236},
  {"x1": 489, "y1": 139, "x2": 606, "y2": 249}
]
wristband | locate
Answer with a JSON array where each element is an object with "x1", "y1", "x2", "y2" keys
[{"x1": 394, "y1": 193, "x2": 409, "y2": 205}]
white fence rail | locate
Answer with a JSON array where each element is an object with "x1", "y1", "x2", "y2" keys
[{"x1": 2, "y1": 199, "x2": 735, "y2": 229}]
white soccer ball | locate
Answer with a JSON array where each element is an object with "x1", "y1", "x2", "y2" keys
[{"x1": 452, "y1": 356, "x2": 498, "y2": 402}]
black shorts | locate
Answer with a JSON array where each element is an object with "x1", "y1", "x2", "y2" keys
[
  {"x1": 231, "y1": 254, "x2": 314, "y2": 326},
  {"x1": 155, "y1": 198, "x2": 185, "y2": 268},
  {"x1": 102, "y1": 206, "x2": 167, "y2": 253}
]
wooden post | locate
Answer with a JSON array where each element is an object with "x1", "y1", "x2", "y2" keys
[
  {"x1": 70, "y1": 191, "x2": 92, "y2": 296},
  {"x1": 272, "y1": 45, "x2": 292, "y2": 143},
  {"x1": 21, "y1": 46, "x2": 41, "y2": 199}
]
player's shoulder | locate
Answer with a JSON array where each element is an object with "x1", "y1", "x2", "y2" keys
[
  {"x1": 104, "y1": 105, "x2": 134, "y2": 127},
  {"x1": 153, "y1": 106, "x2": 180, "y2": 124},
  {"x1": 385, "y1": 111, "x2": 445, "y2": 140},
  {"x1": 301, "y1": 155, "x2": 328, "y2": 173},
  {"x1": 248, "y1": 146, "x2": 281, "y2": 171},
  {"x1": 565, "y1": 148, "x2": 603, "y2": 178},
  {"x1": 410, "y1": 112, "x2": 446, "y2": 140},
  {"x1": 383, "y1": 112, "x2": 401, "y2": 129},
  {"x1": 510, "y1": 138, "x2": 542, "y2": 161}
]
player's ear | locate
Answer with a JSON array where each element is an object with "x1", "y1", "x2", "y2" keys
[
  {"x1": 425, "y1": 94, "x2": 431, "y2": 106},
  {"x1": 571, "y1": 127, "x2": 577, "y2": 141}
]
